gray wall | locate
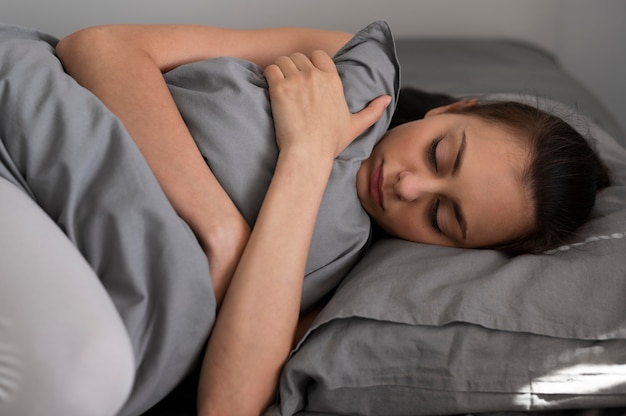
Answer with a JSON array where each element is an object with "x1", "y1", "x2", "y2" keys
[
  {"x1": 2, "y1": 0, "x2": 560, "y2": 48},
  {"x1": 557, "y1": 0, "x2": 626, "y2": 136},
  {"x1": 2, "y1": 0, "x2": 624, "y2": 136}
]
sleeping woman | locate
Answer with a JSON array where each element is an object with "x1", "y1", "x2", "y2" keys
[{"x1": 52, "y1": 23, "x2": 609, "y2": 416}]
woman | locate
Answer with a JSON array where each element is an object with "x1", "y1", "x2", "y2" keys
[{"x1": 54, "y1": 24, "x2": 608, "y2": 416}]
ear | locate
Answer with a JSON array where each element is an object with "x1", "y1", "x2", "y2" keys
[{"x1": 424, "y1": 98, "x2": 479, "y2": 118}]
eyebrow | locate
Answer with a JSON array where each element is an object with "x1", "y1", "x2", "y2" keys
[{"x1": 452, "y1": 130, "x2": 468, "y2": 240}]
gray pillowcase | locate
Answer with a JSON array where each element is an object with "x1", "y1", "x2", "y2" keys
[
  {"x1": 272, "y1": 97, "x2": 626, "y2": 415},
  {"x1": 166, "y1": 20, "x2": 400, "y2": 310}
]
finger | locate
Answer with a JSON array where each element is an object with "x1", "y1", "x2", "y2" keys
[
  {"x1": 289, "y1": 52, "x2": 314, "y2": 71},
  {"x1": 263, "y1": 63, "x2": 285, "y2": 86},
  {"x1": 309, "y1": 50, "x2": 336, "y2": 72},
  {"x1": 274, "y1": 55, "x2": 300, "y2": 77},
  {"x1": 349, "y1": 95, "x2": 392, "y2": 138},
  {"x1": 263, "y1": 55, "x2": 301, "y2": 84},
  {"x1": 263, "y1": 56, "x2": 299, "y2": 82}
]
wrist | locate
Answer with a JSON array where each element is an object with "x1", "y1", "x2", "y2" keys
[
  {"x1": 276, "y1": 146, "x2": 335, "y2": 184},
  {"x1": 276, "y1": 153, "x2": 333, "y2": 202}
]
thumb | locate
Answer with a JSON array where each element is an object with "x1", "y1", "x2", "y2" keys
[{"x1": 349, "y1": 95, "x2": 392, "y2": 139}]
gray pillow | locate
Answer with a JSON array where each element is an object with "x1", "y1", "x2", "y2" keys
[
  {"x1": 272, "y1": 97, "x2": 626, "y2": 415},
  {"x1": 166, "y1": 20, "x2": 400, "y2": 310}
]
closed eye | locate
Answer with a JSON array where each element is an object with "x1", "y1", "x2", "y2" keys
[
  {"x1": 428, "y1": 135, "x2": 444, "y2": 173},
  {"x1": 429, "y1": 198, "x2": 443, "y2": 235}
]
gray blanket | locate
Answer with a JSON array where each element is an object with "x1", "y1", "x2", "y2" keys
[
  {"x1": 0, "y1": 21, "x2": 398, "y2": 415},
  {"x1": 0, "y1": 24, "x2": 214, "y2": 416}
]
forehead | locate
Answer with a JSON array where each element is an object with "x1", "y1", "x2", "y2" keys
[{"x1": 456, "y1": 116, "x2": 534, "y2": 247}]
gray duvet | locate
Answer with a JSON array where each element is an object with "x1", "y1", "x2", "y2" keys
[
  {"x1": 0, "y1": 24, "x2": 214, "y2": 416},
  {"x1": 0, "y1": 22, "x2": 398, "y2": 415}
]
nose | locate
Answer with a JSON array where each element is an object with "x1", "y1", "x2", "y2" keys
[{"x1": 393, "y1": 171, "x2": 437, "y2": 202}]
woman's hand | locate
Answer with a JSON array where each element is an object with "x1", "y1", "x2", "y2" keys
[{"x1": 264, "y1": 50, "x2": 391, "y2": 160}]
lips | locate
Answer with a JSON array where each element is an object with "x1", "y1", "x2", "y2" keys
[{"x1": 370, "y1": 163, "x2": 383, "y2": 209}]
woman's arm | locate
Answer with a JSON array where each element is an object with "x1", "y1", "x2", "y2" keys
[
  {"x1": 58, "y1": 24, "x2": 353, "y2": 70},
  {"x1": 55, "y1": 25, "x2": 352, "y2": 306},
  {"x1": 56, "y1": 25, "x2": 389, "y2": 414},
  {"x1": 196, "y1": 51, "x2": 390, "y2": 415}
]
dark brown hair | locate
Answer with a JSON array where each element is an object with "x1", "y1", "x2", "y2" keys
[{"x1": 390, "y1": 87, "x2": 611, "y2": 254}]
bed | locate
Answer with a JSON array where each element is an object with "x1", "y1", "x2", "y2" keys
[{"x1": 1, "y1": 20, "x2": 625, "y2": 416}]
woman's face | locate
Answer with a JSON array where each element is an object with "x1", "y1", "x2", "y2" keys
[{"x1": 356, "y1": 112, "x2": 535, "y2": 248}]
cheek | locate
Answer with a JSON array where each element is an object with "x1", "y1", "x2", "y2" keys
[{"x1": 378, "y1": 206, "x2": 432, "y2": 243}]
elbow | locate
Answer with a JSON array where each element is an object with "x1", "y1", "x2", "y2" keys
[
  {"x1": 56, "y1": 27, "x2": 98, "y2": 76},
  {"x1": 55, "y1": 31, "x2": 80, "y2": 69},
  {"x1": 55, "y1": 26, "x2": 124, "y2": 74},
  {"x1": 56, "y1": 26, "x2": 106, "y2": 60}
]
